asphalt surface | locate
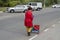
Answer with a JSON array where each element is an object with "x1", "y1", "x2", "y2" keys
[
  {"x1": 0, "y1": 8, "x2": 60, "y2": 40},
  {"x1": 33, "y1": 19, "x2": 60, "y2": 40}
]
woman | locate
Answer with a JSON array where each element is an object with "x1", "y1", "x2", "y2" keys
[{"x1": 24, "y1": 7, "x2": 33, "y2": 36}]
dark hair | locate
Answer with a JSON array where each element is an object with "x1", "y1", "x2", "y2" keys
[{"x1": 28, "y1": 6, "x2": 32, "y2": 10}]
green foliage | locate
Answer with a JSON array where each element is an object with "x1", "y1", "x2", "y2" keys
[
  {"x1": 8, "y1": 1, "x2": 21, "y2": 7},
  {"x1": 45, "y1": 0, "x2": 52, "y2": 6},
  {"x1": 44, "y1": 0, "x2": 58, "y2": 7},
  {"x1": 0, "y1": 0, "x2": 59, "y2": 7}
]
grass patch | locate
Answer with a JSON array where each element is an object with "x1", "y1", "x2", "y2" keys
[{"x1": 0, "y1": 7, "x2": 7, "y2": 12}]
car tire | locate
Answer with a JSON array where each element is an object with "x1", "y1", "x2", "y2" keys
[
  {"x1": 10, "y1": 9, "x2": 15, "y2": 13},
  {"x1": 23, "y1": 10, "x2": 27, "y2": 13},
  {"x1": 54, "y1": 6, "x2": 56, "y2": 8},
  {"x1": 36, "y1": 8, "x2": 42, "y2": 11}
]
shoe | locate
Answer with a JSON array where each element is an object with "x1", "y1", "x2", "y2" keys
[{"x1": 28, "y1": 32, "x2": 30, "y2": 36}]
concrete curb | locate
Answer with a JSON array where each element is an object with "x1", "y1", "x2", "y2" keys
[{"x1": 0, "y1": 11, "x2": 3, "y2": 13}]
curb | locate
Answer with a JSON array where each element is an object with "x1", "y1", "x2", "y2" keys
[{"x1": 0, "y1": 11, "x2": 3, "y2": 13}]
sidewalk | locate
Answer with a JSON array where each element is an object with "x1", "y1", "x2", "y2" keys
[{"x1": 33, "y1": 21, "x2": 60, "y2": 40}]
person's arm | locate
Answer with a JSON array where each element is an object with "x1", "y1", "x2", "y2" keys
[{"x1": 30, "y1": 13, "x2": 33, "y2": 21}]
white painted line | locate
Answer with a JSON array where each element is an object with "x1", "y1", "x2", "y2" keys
[
  {"x1": 29, "y1": 35, "x2": 38, "y2": 40},
  {"x1": 52, "y1": 24, "x2": 55, "y2": 27},
  {"x1": 44, "y1": 29, "x2": 49, "y2": 32}
]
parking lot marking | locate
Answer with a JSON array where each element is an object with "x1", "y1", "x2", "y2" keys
[
  {"x1": 29, "y1": 35, "x2": 38, "y2": 40},
  {"x1": 44, "y1": 28, "x2": 49, "y2": 32}
]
